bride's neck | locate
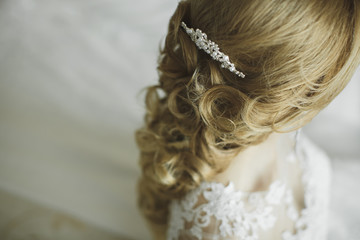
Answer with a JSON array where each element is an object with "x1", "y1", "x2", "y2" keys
[{"x1": 213, "y1": 132, "x2": 283, "y2": 192}]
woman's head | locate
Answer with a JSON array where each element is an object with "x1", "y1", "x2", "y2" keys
[
  {"x1": 165, "y1": 0, "x2": 359, "y2": 133},
  {"x1": 136, "y1": 0, "x2": 360, "y2": 238}
]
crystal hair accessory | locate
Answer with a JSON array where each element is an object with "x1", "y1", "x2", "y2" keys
[{"x1": 180, "y1": 22, "x2": 245, "y2": 78}]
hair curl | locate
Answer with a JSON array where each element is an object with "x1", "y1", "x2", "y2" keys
[{"x1": 135, "y1": 0, "x2": 360, "y2": 239}]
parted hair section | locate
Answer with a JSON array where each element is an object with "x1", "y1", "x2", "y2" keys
[{"x1": 135, "y1": 0, "x2": 360, "y2": 239}]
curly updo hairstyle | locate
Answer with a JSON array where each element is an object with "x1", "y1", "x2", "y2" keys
[{"x1": 136, "y1": 0, "x2": 360, "y2": 239}]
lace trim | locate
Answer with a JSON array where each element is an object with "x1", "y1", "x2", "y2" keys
[
  {"x1": 167, "y1": 136, "x2": 330, "y2": 240},
  {"x1": 282, "y1": 139, "x2": 330, "y2": 240},
  {"x1": 167, "y1": 180, "x2": 287, "y2": 240}
]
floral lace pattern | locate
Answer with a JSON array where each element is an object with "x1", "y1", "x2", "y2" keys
[{"x1": 167, "y1": 135, "x2": 331, "y2": 240}]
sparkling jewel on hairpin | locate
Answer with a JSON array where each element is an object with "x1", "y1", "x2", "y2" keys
[{"x1": 181, "y1": 22, "x2": 245, "y2": 78}]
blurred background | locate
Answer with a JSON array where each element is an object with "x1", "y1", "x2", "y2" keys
[{"x1": 0, "y1": 0, "x2": 359, "y2": 239}]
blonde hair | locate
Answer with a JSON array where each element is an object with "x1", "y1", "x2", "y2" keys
[{"x1": 136, "y1": 0, "x2": 360, "y2": 239}]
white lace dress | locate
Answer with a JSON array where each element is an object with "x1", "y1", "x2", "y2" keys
[{"x1": 167, "y1": 133, "x2": 331, "y2": 240}]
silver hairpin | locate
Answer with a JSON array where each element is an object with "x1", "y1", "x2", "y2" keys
[{"x1": 180, "y1": 22, "x2": 245, "y2": 78}]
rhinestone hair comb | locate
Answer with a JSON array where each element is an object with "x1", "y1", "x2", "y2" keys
[{"x1": 180, "y1": 22, "x2": 245, "y2": 78}]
